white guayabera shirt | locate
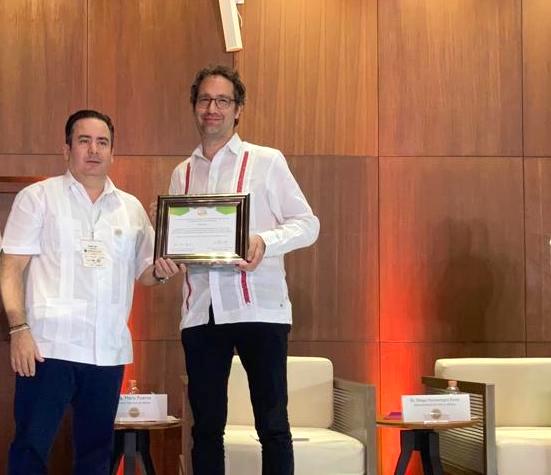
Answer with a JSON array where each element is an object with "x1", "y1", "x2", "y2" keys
[
  {"x1": 2, "y1": 172, "x2": 154, "y2": 366},
  {"x1": 169, "y1": 134, "x2": 320, "y2": 329}
]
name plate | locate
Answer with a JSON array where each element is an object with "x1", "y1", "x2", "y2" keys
[
  {"x1": 401, "y1": 394, "x2": 471, "y2": 423},
  {"x1": 116, "y1": 394, "x2": 168, "y2": 422}
]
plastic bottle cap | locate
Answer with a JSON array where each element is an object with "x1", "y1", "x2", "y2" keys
[{"x1": 128, "y1": 379, "x2": 139, "y2": 393}]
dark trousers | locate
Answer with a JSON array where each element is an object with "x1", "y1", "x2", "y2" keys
[
  {"x1": 8, "y1": 358, "x2": 124, "y2": 475},
  {"x1": 182, "y1": 309, "x2": 293, "y2": 475}
]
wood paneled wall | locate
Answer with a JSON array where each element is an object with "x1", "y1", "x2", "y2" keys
[
  {"x1": 236, "y1": 0, "x2": 550, "y2": 474},
  {"x1": 235, "y1": 0, "x2": 378, "y2": 156},
  {"x1": 379, "y1": 0, "x2": 522, "y2": 156},
  {"x1": 2, "y1": 1, "x2": 551, "y2": 474},
  {"x1": 0, "y1": 1, "x2": 87, "y2": 154},
  {"x1": 0, "y1": 0, "x2": 231, "y2": 473}
]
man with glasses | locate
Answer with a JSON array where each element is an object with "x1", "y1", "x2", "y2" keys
[{"x1": 170, "y1": 65, "x2": 319, "y2": 474}]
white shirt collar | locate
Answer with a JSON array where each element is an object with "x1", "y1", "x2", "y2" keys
[
  {"x1": 191, "y1": 133, "x2": 243, "y2": 162},
  {"x1": 63, "y1": 170, "x2": 118, "y2": 203}
]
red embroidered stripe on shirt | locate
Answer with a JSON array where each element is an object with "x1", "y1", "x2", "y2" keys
[
  {"x1": 184, "y1": 162, "x2": 191, "y2": 194},
  {"x1": 184, "y1": 161, "x2": 192, "y2": 307},
  {"x1": 237, "y1": 151, "x2": 249, "y2": 193},
  {"x1": 185, "y1": 273, "x2": 192, "y2": 311},
  {"x1": 237, "y1": 151, "x2": 251, "y2": 304}
]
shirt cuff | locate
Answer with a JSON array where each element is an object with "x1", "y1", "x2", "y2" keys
[
  {"x1": 1, "y1": 245, "x2": 41, "y2": 255},
  {"x1": 257, "y1": 231, "x2": 277, "y2": 258},
  {"x1": 136, "y1": 257, "x2": 154, "y2": 281}
]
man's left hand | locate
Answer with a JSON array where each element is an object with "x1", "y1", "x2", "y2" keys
[
  {"x1": 237, "y1": 235, "x2": 266, "y2": 272},
  {"x1": 140, "y1": 257, "x2": 185, "y2": 286}
]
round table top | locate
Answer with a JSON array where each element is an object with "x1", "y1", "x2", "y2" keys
[
  {"x1": 114, "y1": 416, "x2": 182, "y2": 431},
  {"x1": 376, "y1": 416, "x2": 481, "y2": 430}
]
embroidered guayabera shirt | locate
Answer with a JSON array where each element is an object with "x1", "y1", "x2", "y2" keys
[
  {"x1": 169, "y1": 134, "x2": 320, "y2": 329},
  {"x1": 2, "y1": 172, "x2": 154, "y2": 365}
]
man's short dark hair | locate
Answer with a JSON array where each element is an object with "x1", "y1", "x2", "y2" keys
[
  {"x1": 65, "y1": 110, "x2": 115, "y2": 148},
  {"x1": 190, "y1": 65, "x2": 246, "y2": 108}
]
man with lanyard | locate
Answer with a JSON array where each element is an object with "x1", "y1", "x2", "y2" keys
[
  {"x1": 0, "y1": 109, "x2": 182, "y2": 474},
  {"x1": 169, "y1": 66, "x2": 319, "y2": 474}
]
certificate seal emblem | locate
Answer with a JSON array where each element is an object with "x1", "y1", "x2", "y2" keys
[
  {"x1": 429, "y1": 408, "x2": 442, "y2": 420},
  {"x1": 128, "y1": 407, "x2": 140, "y2": 418}
]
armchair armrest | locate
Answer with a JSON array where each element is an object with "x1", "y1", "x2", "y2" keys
[
  {"x1": 422, "y1": 376, "x2": 497, "y2": 475},
  {"x1": 331, "y1": 378, "x2": 377, "y2": 475}
]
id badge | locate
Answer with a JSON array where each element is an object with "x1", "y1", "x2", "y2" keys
[{"x1": 81, "y1": 239, "x2": 107, "y2": 267}]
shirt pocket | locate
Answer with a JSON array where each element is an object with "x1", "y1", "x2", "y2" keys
[
  {"x1": 40, "y1": 298, "x2": 89, "y2": 344},
  {"x1": 111, "y1": 225, "x2": 138, "y2": 259}
]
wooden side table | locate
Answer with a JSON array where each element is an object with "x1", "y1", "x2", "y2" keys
[
  {"x1": 377, "y1": 416, "x2": 480, "y2": 475},
  {"x1": 111, "y1": 417, "x2": 182, "y2": 475}
]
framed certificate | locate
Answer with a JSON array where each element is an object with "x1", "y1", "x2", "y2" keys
[{"x1": 154, "y1": 194, "x2": 250, "y2": 264}]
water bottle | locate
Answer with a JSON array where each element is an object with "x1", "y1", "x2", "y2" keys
[{"x1": 446, "y1": 379, "x2": 460, "y2": 394}]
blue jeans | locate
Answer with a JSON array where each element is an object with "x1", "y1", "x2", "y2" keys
[
  {"x1": 8, "y1": 358, "x2": 124, "y2": 475},
  {"x1": 182, "y1": 309, "x2": 293, "y2": 475}
]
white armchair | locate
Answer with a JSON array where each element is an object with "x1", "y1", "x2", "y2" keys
[
  {"x1": 224, "y1": 356, "x2": 377, "y2": 475},
  {"x1": 424, "y1": 357, "x2": 551, "y2": 475}
]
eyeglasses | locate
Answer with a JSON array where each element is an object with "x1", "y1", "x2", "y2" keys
[{"x1": 196, "y1": 96, "x2": 236, "y2": 110}]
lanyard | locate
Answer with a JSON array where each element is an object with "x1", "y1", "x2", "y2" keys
[{"x1": 90, "y1": 207, "x2": 102, "y2": 240}]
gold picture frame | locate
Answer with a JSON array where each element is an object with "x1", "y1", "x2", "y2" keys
[{"x1": 154, "y1": 193, "x2": 250, "y2": 265}]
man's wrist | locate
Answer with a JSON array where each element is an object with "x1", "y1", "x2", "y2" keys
[
  {"x1": 9, "y1": 322, "x2": 30, "y2": 336},
  {"x1": 153, "y1": 267, "x2": 168, "y2": 284}
]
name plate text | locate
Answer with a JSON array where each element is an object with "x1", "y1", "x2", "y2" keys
[{"x1": 401, "y1": 394, "x2": 471, "y2": 423}]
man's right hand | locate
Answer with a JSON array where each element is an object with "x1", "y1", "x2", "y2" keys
[{"x1": 10, "y1": 330, "x2": 44, "y2": 377}]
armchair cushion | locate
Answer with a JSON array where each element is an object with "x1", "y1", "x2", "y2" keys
[
  {"x1": 225, "y1": 425, "x2": 364, "y2": 475},
  {"x1": 496, "y1": 427, "x2": 551, "y2": 475},
  {"x1": 227, "y1": 356, "x2": 333, "y2": 428},
  {"x1": 435, "y1": 357, "x2": 551, "y2": 426}
]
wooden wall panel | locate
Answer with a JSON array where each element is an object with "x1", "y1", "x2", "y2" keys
[
  {"x1": 523, "y1": 0, "x2": 551, "y2": 156},
  {"x1": 165, "y1": 341, "x2": 187, "y2": 418},
  {"x1": 0, "y1": 155, "x2": 67, "y2": 177},
  {"x1": 0, "y1": 188, "x2": 8, "y2": 336},
  {"x1": 88, "y1": 0, "x2": 232, "y2": 156},
  {"x1": 286, "y1": 156, "x2": 379, "y2": 342},
  {"x1": 527, "y1": 343, "x2": 551, "y2": 357},
  {"x1": 0, "y1": 343, "x2": 15, "y2": 471},
  {"x1": 109, "y1": 156, "x2": 183, "y2": 215},
  {"x1": 125, "y1": 341, "x2": 169, "y2": 394},
  {"x1": 129, "y1": 281, "x2": 183, "y2": 341},
  {"x1": 289, "y1": 341, "x2": 380, "y2": 387},
  {"x1": 0, "y1": 0, "x2": 86, "y2": 154},
  {"x1": 127, "y1": 340, "x2": 185, "y2": 417},
  {"x1": 379, "y1": 0, "x2": 522, "y2": 157},
  {"x1": 525, "y1": 158, "x2": 551, "y2": 341},
  {"x1": 126, "y1": 340, "x2": 185, "y2": 474},
  {"x1": 380, "y1": 157, "x2": 525, "y2": 342},
  {"x1": 236, "y1": 0, "x2": 377, "y2": 156},
  {"x1": 109, "y1": 156, "x2": 184, "y2": 340}
]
